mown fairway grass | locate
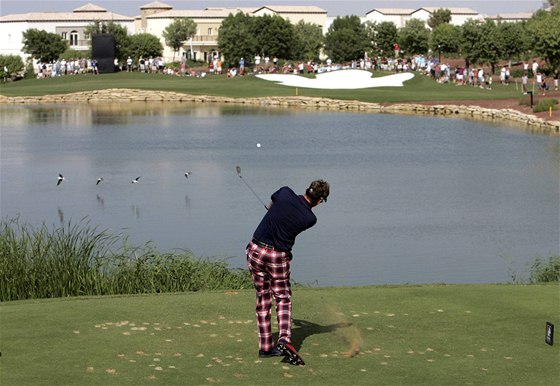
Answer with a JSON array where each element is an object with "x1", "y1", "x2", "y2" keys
[
  {"x1": 1, "y1": 285, "x2": 558, "y2": 385},
  {"x1": 0, "y1": 71, "x2": 525, "y2": 103}
]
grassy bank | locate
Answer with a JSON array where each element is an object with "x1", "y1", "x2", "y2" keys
[
  {"x1": 1, "y1": 285, "x2": 558, "y2": 385},
  {"x1": 0, "y1": 71, "x2": 525, "y2": 103},
  {"x1": 0, "y1": 218, "x2": 252, "y2": 301}
]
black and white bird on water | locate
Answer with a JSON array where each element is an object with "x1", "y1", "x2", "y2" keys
[
  {"x1": 131, "y1": 176, "x2": 141, "y2": 184},
  {"x1": 184, "y1": 172, "x2": 192, "y2": 179},
  {"x1": 96, "y1": 177, "x2": 104, "y2": 185},
  {"x1": 57, "y1": 174, "x2": 65, "y2": 186}
]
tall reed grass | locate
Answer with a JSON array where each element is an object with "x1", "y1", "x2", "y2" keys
[{"x1": 0, "y1": 218, "x2": 252, "y2": 301}]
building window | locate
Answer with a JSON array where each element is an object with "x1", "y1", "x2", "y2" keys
[
  {"x1": 61, "y1": 32, "x2": 67, "y2": 40},
  {"x1": 208, "y1": 27, "x2": 212, "y2": 35},
  {"x1": 70, "y1": 31, "x2": 79, "y2": 46}
]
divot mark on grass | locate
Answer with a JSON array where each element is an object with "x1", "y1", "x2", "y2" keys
[
  {"x1": 284, "y1": 373, "x2": 294, "y2": 378},
  {"x1": 154, "y1": 366, "x2": 163, "y2": 371},
  {"x1": 86, "y1": 367, "x2": 94, "y2": 373},
  {"x1": 73, "y1": 330, "x2": 80, "y2": 334},
  {"x1": 105, "y1": 368, "x2": 117, "y2": 375}
]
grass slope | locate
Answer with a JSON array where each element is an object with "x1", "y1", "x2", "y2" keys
[
  {"x1": 0, "y1": 72, "x2": 524, "y2": 103},
  {"x1": 1, "y1": 285, "x2": 558, "y2": 385}
]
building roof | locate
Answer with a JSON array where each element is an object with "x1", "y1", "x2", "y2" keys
[
  {"x1": 146, "y1": 8, "x2": 249, "y2": 19},
  {"x1": 488, "y1": 12, "x2": 533, "y2": 20},
  {"x1": 254, "y1": 5, "x2": 327, "y2": 14},
  {"x1": 0, "y1": 10, "x2": 133, "y2": 22},
  {"x1": 415, "y1": 7, "x2": 479, "y2": 15},
  {"x1": 73, "y1": 3, "x2": 107, "y2": 13},
  {"x1": 368, "y1": 7, "x2": 479, "y2": 16},
  {"x1": 140, "y1": 1, "x2": 173, "y2": 10},
  {"x1": 366, "y1": 8, "x2": 415, "y2": 16}
]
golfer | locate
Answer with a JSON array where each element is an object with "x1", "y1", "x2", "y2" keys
[{"x1": 246, "y1": 179, "x2": 330, "y2": 358}]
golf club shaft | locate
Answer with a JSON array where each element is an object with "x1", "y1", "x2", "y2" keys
[
  {"x1": 239, "y1": 175, "x2": 268, "y2": 210},
  {"x1": 236, "y1": 166, "x2": 268, "y2": 210}
]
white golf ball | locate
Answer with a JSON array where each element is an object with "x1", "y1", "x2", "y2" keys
[{"x1": 257, "y1": 143, "x2": 261, "y2": 148}]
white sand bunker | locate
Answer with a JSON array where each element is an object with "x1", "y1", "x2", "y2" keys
[{"x1": 256, "y1": 69, "x2": 414, "y2": 90}]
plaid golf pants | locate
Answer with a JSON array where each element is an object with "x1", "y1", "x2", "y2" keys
[{"x1": 246, "y1": 241, "x2": 292, "y2": 352}]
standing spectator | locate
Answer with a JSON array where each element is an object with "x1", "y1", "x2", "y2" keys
[
  {"x1": 522, "y1": 71, "x2": 528, "y2": 94},
  {"x1": 532, "y1": 60, "x2": 539, "y2": 77},
  {"x1": 239, "y1": 57, "x2": 245, "y2": 75},
  {"x1": 500, "y1": 65, "x2": 506, "y2": 85},
  {"x1": 478, "y1": 68, "x2": 485, "y2": 88},
  {"x1": 217, "y1": 58, "x2": 222, "y2": 75},
  {"x1": 540, "y1": 75, "x2": 549, "y2": 96},
  {"x1": 505, "y1": 66, "x2": 510, "y2": 85},
  {"x1": 126, "y1": 56, "x2": 132, "y2": 72},
  {"x1": 553, "y1": 69, "x2": 559, "y2": 91},
  {"x1": 536, "y1": 71, "x2": 543, "y2": 93},
  {"x1": 139, "y1": 57, "x2": 145, "y2": 72}
]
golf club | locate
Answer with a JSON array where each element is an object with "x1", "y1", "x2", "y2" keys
[{"x1": 236, "y1": 166, "x2": 268, "y2": 210}]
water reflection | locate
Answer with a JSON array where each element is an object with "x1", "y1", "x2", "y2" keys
[
  {"x1": 96, "y1": 194, "x2": 105, "y2": 210},
  {"x1": 1, "y1": 103, "x2": 557, "y2": 286},
  {"x1": 57, "y1": 207, "x2": 64, "y2": 224}
]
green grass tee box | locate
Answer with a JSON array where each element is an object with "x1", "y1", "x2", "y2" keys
[{"x1": 1, "y1": 285, "x2": 558, "y2": 385}]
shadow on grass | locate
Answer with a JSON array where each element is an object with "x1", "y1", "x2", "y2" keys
[{"x1": 273, "y1": 319, "x2": 352, "y2": 352}]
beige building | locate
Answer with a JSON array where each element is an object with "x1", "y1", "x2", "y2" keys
[
  {"x1": 0, "y1": 3, "x2": 134, "y2": 60},
  {"x1": 365, "y1": 7, "x2": 482, "y2": 29},
  {"x1": 141, "y1": 3, "x2": 328, "y2": 63}
]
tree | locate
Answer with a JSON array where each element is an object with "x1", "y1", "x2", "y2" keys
[
  {"x1": 478, "y1": 19, "x2": 502, "y2": 74},
  {"x1": 292, "y1": 20, "x2": 324, "y2": 61},
  {"x1": 430, "y1": 23, "x2": 461, "y2": 57},
  {"x1": 324, "y1": 16, "x2": 369, "y2": 62},
  {"x1": 0, "y1": 54, "x2": 24, "y2": 80},
  {"x1": 127, "y1": 33, "x2": 163, "y2": 61},
  {"x1": 526, "y1": 8, "x2": 560, "y2": 70},
  {"x1": 494, "y1": 21, "x2": 528, "y2": 64},
  {"x1": 84, "y1": 21, "x2": 130, "y2": 62},
  {"x1": 365, "y1": 21, "x2": 398, "y2": 56},
  {"x1": 428, "y1": 8, "x2": 452, "y2": 29},
  {"x1": 460, "y1": 19, "x2": 481, "y2": 68},
  {"x1": 398, "y1": 19, "x2": 430, "y2": 56},
  {"x1": 22, "y1": 29, "x2": 67, "y2": 62},
  {"x1": 162, "y1": 18, "x2": 197, "y2": 62},
  {"x1": 250, "y1": 14, "x2": 295, "y2": 60},
  {"x1": 548, "y1": 0, "x2": 559, "y2": 8},
  {"x1": 217, "y1": 12, "x2": 257, "y2": 67}
]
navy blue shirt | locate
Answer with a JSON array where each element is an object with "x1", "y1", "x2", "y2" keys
[{"x1": 253, "y1": 186, "x2": 317, "y2": 252}]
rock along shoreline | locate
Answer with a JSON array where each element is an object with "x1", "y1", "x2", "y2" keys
[{"x1": 1, "y1": 88, "x2": 558, "y2": 135}]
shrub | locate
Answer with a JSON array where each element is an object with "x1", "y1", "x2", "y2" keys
[
  {"x1": 533, "y1": 98, "x2": 558, "y2": 113},
  {"x1": 0, "y1": 54, "x2": 24, "y2": 80},
  {"x1": 528, "y1": 256, "x2": 560, "y2": 283},
  {"x1": 0, "y1": 218, "x2": 252, "y2": 301}
]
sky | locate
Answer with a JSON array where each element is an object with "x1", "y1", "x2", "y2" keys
[{"x1": 0, "y1": 0, "x2": 550, "y2": 17}]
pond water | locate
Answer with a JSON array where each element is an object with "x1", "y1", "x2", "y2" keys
[{"x1": 1, "y1": 103, "x2": 558, "y2": 286}]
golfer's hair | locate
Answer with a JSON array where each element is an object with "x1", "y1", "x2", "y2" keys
[{"x1": 306, "y1": 179, "x2": 330, "y2": 203}]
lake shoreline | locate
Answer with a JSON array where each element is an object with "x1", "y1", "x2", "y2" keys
[{"x1": 1, "y1": 88, "x2": 559, "y2": 135}]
